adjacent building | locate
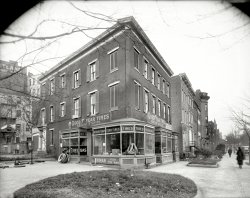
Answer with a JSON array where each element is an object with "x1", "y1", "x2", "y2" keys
[
  {"x1": 0, "y1": 60, "x2": 32, "y2": 154},
  {"x1": 36, "y1": 17, "x2": 178, "y2": 166}
]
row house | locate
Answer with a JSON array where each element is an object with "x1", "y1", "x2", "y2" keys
[
  {"x1": 0, "y1": 60, "x2": 32, "y2": 154},
  {"x1": 171, "y1": 73, "x2": 210, "y2": 157},
  {"x1": 36, "y1": 17, "x2": 178, "y2": 166}
]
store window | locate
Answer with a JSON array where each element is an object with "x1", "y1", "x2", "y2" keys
[
  {"x1": 106, "y1": 133, "x2": 120, "y2": 155},
  {"x1": 161, "y1": 135, "x2": 167, "y2": 153},
  {"x1": 122, "y1": 133, "x2": 134, "y2": 154},
  {"x1": 145, "y1": 133, "x2": 154, "y2": 154},
  {"x1": 136, "y1": 133, "x2": 144, "y2": 155},
  {"x1": 93, "y1": 134, "x2": 105, "y2": 155},
  {"x1": 167, "y1": 135, "x2": 172, "y2": 152}
]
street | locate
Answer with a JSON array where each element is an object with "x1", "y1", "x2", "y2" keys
[{"x1": 147, "y1": 154, "x2": 250, "y2": 198}]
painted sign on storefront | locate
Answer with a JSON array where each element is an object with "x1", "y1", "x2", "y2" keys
[
  {"x1": 70, "y1": 113, "x2": 110, "y2": 128},
  {"x1": 94, "y1": 157, "x2": 120, "y2": 165},
  {"x1": 146, "y1": 112, "x2": 172, "y2": 130}
]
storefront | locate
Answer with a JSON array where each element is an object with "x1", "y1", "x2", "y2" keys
[
  {"x1": 60, "y1": 128, "x2": 91, "y2": 163},
  {"x1": 91, "y1": 121, "x2": 156, "y2": 167}
]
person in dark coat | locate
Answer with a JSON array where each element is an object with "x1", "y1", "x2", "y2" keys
[
  {"x1": 236, "y1": 147, "x2": 245, "y2": 169},
  {"x1": 228, "y1": 148, "x2": 232, "y2": 157}
]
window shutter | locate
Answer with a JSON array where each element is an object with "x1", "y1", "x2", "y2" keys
[
  {"x1": 96, "y1": 91, "x2": 99, "y2": 114},
  {"x1": 96, "y1": 60, "x2": 99, "y2": 78},
  {"x1": 86, "y1": 65, "x2": 90, "y2": 82},
  {"x1": 86, "y1": 94, "x2": 90, "y2": 115}
]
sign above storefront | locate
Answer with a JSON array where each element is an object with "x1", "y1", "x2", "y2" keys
[
  {"x1": 146, "y1": 112, "x2": 172, "y2": 131},
  {"x1": 69, "y1": 113, "x2": 110, "y2": 128}
]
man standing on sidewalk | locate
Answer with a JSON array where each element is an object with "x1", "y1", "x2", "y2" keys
[
  {"x1": 228, "y1": 147, "x2": 232, "y2": 157},
  {"x1": 236, "y1": 147, "x2": 245, "y2": 169}
]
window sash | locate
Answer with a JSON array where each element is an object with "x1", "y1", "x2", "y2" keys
[
  {"x1": 61, "y1": 75, "x2": 65, "y2": 88},
  {"x1": 151, "y1": 69, "x2": 155, "y2": 85},
  {"x1": 50, "y1": 79, "x2": 55, "y2": 95},
  {"x1": 144, "y1": 91, "x2": 149, "y2": 113},
  {"x1": 90, "y1": 63, "x2": 96, "y2": 81},
  {"x1": 74, "y1": 72, "x2": 79, "y2": 88},
  {"x1": 74, "y1": 98, "x2": 80, "y2": 116},
  {"x1": 110, "y1": 51, "x2": 118, "y2": 71},
  {"x1": 61, "y1": 103, "x2": 65, "y2": 116},
  {"x1": 90, "y1": 93, "x2": 96, "y2": 115}
]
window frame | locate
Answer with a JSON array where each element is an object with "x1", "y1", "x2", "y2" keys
[
  {"x1": 50, "y1": 105, "x2": 54, "y2": 122},
  {"x1": 134, "y1": 81, "x2": 141, "y2": 110},
  {"x1": 143, "y1": 57, "x2": 148, "y2": 79},
  {"x1": 89, "y1": 60, "x2": 97, "y2": 82},
  {"x1": 109, "y1": 48, "x2": 119, "y2": 72},
  {"x1": 108, "y1": 81, "x2": 120, "y2": 111},
  {"x1": 73, "y1": 97, "x2": 80, "y2": 118},
  {"x1": 152, "y1": 94, "x2": 156, "y2": 114},
  {"x1": 60, "y1": 102, "x2": 66, "y2": 117},
  {"x1": 50, "y1": 78, "x2": 55, "y2": 95},
  {"x1": 60, "y1": 73, "x2": 66, "y2": 88},
  {"x1": 73, "y1": 70, "x2": 80, "y2": 89},
  {"x1": 144, "y1": 88, "x2": 149, "y2": 113},
  {"x1": 134, "y1": 47, "x2": 140, "y2": 71},
  {"x1": 151, "y1": 67, "x2": 155, "y2": 85}
]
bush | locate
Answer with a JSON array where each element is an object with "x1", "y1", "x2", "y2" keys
[
  {"x1": 215, "y1": 144, "x2": 226, "y2": 154},
  {"x1": 213, "y1": 150, "x2": 223, "y2": 159},
  {"x1": 194, "y1": 148, "x2": 212, "y2": 159}
]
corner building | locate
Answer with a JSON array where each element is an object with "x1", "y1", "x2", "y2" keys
[{"x1": 37, "y1": 17, "x2": 177, "y2": 167}]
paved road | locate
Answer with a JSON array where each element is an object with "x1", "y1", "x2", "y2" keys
[
  {"x1": 147, "y1": 154, "x2": 250, "y2": 198},
  {"x1": 0, "y1": 161, "x2": 110, "y2": 198}
]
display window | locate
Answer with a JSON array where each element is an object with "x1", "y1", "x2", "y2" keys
[{"x1": 93, "y1": 124, "x2": 154, "y2": 156}]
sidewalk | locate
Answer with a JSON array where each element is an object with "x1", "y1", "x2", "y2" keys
[
  {"x1": 147, "y1": 154, "x2": 250, "y2": 198},
  {"x1": 0, "y1": 161, "x2": 110, "y2": 198}
]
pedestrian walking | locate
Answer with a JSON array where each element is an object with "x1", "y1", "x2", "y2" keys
[
  {"x1": 236, "y1": 147, "x2": 245, "y2": 169},
  {"x1": 228, "y1": 148, "x2": 232, "y2": 157}
]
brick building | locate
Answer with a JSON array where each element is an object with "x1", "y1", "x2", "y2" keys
[
  {"x1": 36, "y1": 17, "x2": 178, "y2": 166},
  {"x1": 0, "y1": 60, "x2": 31, "y2": 154}
]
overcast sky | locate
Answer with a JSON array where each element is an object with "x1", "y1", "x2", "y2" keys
[{"x1": 1, "y1": 1, "x2": 250, "y2": 138}]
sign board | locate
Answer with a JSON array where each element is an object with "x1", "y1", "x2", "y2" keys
[
  {"x1": 146, "y1": 112, "x2": 172, "y2": 130},
  {"x1": 135, "y1": 125, "x2": 144, "y2": 132},
  {"x1": 106, "y1": 126, "x2": 120, "y2": 133},
  {"x1": 122, "y1": 125, "x2": 134, "y2": 131},
  {"x1": 94, "y1": 157, "x2": 120, "y2": 165},
  {"x1": 70, "y1": 113, "x2": 110, "y2": 128}
]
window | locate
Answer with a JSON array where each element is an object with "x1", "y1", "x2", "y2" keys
[
  {"x1": 158, "y1": 99, "x2": 161, "y2": 117},
  {"x1": 50, "y1": 78, "x2": 55, "y2": 95},
  {"x1": 41, "y1": 108, "x2": 45, "y2": 125},
  {"x1": 163, "y1": 103, "x2": 166, "y2": 119},
  {"x1": 106, "y1": 133, "x2": 120, "y2": 154},
  {"x1": 152, "y1": 95, "x2": 156, "y2": 114},
  {"x1": 134, "y1": 48, "x2": 139, "y2": 70},
  {"x1": 41, "y1": 83, "x2": 46, "y2": 97},
  {"x1": 135, "y1": 81, "x2": 141, "y2": 110},
  {"x1": 110, "y1": 50, "x2": 118, "y2": 71},
  {"x1": 151, "y1": 68, "x2": 155, "y2": 85},
  {"x1": 110, "y1": 84, "x2": 118, "y2": 110},
  {"x1": 157, "y1": 74, "x2": 161, "y2": 90},
  {"x1": 162, "y1": 135, "x2": 167, "y2": 153},
  {"x1": 50, "y1": 106, "x2": 54, "y2": 122},
  {"x1": 73, "y1": 97, "x2": 80, "y2": 118},
  {"x1": 90, "y1": 62, "x2": 96, "y2": 81},
  {"x1": 205, "y1": 104, "x2": 207, "y2": 111},
  {"x1": 50, "y1": 129, "x2": 54, "y2": 145},
  {"x1": 90, "y1": 92, "x2": 97, "y2": 115},
  {"x1": 162, "y1": 80, "x2": 166, "y2": 94},
  {"x1": 60, "y1": 102, "x2": 65, "y2": 117},
  {"x1": 144, "y1": 90, "x2": 149, "y2": 113},
  {"x1": 166, "y1": 82, "x2": 170, "y2": 97},
  {"x1": 143, "y1": 58, "x2": 148, "y2": 79},
  {"x1": 93, "y1": 134, "x2": 105, "y2": 155},
  {"x1": 167, "y1": 136, "x2": 172, "y2": 152},
  {"x1": 167, "y1": 106, "x2": 171, "y2": 123},
  {"x1": 73, "y1": 70, "x2": 80, "y2": 88},
  {"x1": 61, "y1": 74, "x2": 66, "y2": 88},
  {"x1": 145, "y1": 133, "x2": 154, "y2": 154}
]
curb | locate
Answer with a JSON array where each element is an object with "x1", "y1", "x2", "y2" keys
[{"x1": 187, "y1": 163, "x2": 219, "y2": 168}]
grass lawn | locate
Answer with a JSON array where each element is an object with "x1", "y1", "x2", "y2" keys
[{"x1": 14, "y1": 170, "x2": 197, "y2": 198}]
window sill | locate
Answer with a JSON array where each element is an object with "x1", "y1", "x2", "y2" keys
[
  {"x1": 110, "y1": 68, "x2": 118, "y2": 73},
  {"x1": 72, "y1": 115, "x2": 80, "y2": 119}
]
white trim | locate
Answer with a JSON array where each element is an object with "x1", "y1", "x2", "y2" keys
[
  {"x1": 88, "y1": 89, "x2": 98, "y2": 95},
  {"x1": 108, "y1": 81, "x2": 120, "y2": 87},
  {"x1": 40, "y1": 31, "x2": 125, "y2": 83},
  {"x1": 134, "y1": 80, "x2": 141, "y2": 86},
  {"x1": 60, "y1": 72, "x2": 65, "y2": 77},
  {"x1": 88, "y1": 59, "x2": 97, "y2": 65},
  {"x1": 73, "y1": 96, "x2": 81, "y2": 100},
  {"x1": 143, "y1": 87, "x2": 150, "y2": 93},
  {"x1": 133, "y1": 46, "x2": 140, "y2": 54},
  {"x1": 60, "y1": 101, "x2": 65, "y2": 105},
  {"x1": 131, "y1": 30, "x2": 171, "y2": 78},
  {"x1": 41, "y1": 107, "x2": 45, "y2": 111},
  {"x1": 107, "y1": 46, "x2": 119, "y2": 55},
  {"x1": 42, "y1": 82, "x2": 46, "y2": 86},
  {"x1": 49, "y1": 128, "x2": 54, "y2": 131},
  {"x1": 151, "y1": 93, "x2": 156, "y2": 98},
  {"x1": 143, "y1": 56, "x2": 149, "y2": 63}
]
